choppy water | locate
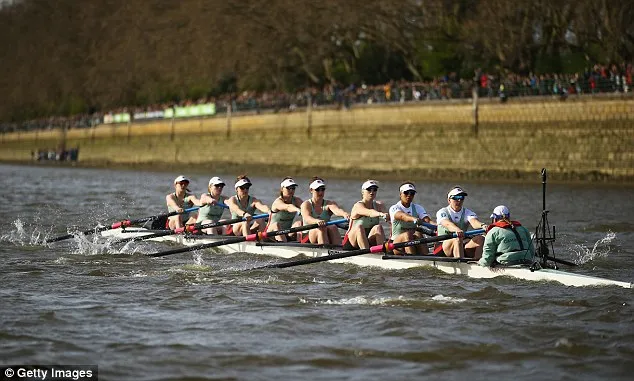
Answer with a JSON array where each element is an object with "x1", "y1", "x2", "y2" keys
[{"x1": 1, "y1": 164, "x2": 633, "y2": 380}]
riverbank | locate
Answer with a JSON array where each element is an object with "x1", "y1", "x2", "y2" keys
[{"x1": 1, "y1": 95, "x2": 633, "y2": 184}]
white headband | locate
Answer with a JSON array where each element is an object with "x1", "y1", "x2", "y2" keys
[
  {"x1": 399, "y1": 183, "x2": 416, "y2": 193},
  {"x1": 174, "y1": 175, "x2": 189, "y2": 184},
  {"x1": 361, "y1": 180, "x2": 379, "y2": 190},
  {"x1": 234, "y1": 178, "x2": 251, "y2": 189},
  {"x1": 280, "y1": 178, "x2": 297, "y2": 188},
  {"x1": 208, "y1": 176, "x2": 225, "y2": 186},
  {"x1": 309, "y1": 179, "x2": 326, "y2": 190}
]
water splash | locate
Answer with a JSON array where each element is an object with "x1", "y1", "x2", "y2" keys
[
  {"x1": 192, "y1": 252, "x2": 205, "y2": 266},
  {"x1": 568, "y1": 231, "x2": 616, "y2": 264},
  {"x1": 431, "y1": 294, "x2": 467, "y2": 304},
  {"x1": 68, "y1": 231, "x2": 119, "y2": 256},
  {"x1": 0, "y1": 218, "x2": 51, "y2": 246}
]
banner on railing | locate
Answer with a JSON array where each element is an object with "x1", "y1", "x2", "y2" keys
[
  {"x1": 170, "y1": 103, "x2": 216, "y2": 118},
  {"x1": 103, "y1": 113, "x2": 131, "y2": 124},
  {"x1": 134, "y1": 110, "x2": 165, "y2": 121}
]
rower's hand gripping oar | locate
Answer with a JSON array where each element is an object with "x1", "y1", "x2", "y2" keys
[
  {"x1": 113, "y1": 213, "x2": 268, "y2": 244},
  {"x1": 250, "y1": 228, "x2": 485, "y2": 270},
  {"x1": 45, "y1": 207, "x2": 200, "y2": 243},
  {"x1": 146, "y1": 219, "x2": 348, "y2": 258}
]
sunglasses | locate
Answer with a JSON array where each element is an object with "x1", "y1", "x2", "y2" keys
[
  {"x1": 214, "y1": 184, "x2": 225, "y2": 188},
  {"x1": 366, "y1": 186, "x2": 379, "y2": 192},
  {"x1": 177, "y1": 182, "x2": 189, "y2": 186},
  {"x1": 239, "y1": 185, "x2": 251, "y2": 190},
  {"x1": 450, "y1": 195, "x2": 465, "y2": 200},
  {"x1": 286, "y1": 185, "x2": 297, "y2": 190},
  {"x1": 403, "y1": 191, "x2": 416, "y2": 196},
  {"x1": 315, "y1": 187, "x2": 326, "y2": 192}
]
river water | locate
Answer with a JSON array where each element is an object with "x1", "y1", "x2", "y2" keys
[{"x1": 1, "y1": 164, "x2": 633, "y2": 381}]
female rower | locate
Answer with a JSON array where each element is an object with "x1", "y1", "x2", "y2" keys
[
  {"x1": 196, "y1": 176, "x2": 228, "y2": 235},
  {"x1": 300, "y1": 177, "x2": 350, "y2": 245},
  {"x1": 344, "y1": 180, "x2": 389, "y2": 249},
  {"x1": 226, "y1": 175, "x2": 271, "y2": 237},
  {"x1": 266, "y1": 177, "x2": 303, "y2": 242},
  {"x1": 166, "y1": 175, "x2": 202, "y2": 229},
  {"x1": 388, "y1": 182, "x2": 435, "y2": 255},
  {"x1": 435, "y1": 186, "x2": 486, "y2": 259}
]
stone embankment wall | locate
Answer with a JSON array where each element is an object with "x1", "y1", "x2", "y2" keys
[{"x1": 1, "y1": 96, "x2": 632, "y2": 183}]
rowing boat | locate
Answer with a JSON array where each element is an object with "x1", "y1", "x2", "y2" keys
[{"x1": 104, "y1": 228, "x2": 633, "y2": 289}]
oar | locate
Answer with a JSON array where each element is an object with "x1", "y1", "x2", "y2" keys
[
  {"x1": 113, "y1": 213, "x2": 268, "y2": 244},
  {"x1": 45, "y1": 207, "x2": 200, "y2": 243},
  {"x1": 250, "y1": 228, "x2": 485, "y2": 270},
  {"x1": 147, "y1": 219, "x2": 348, "y2": 258}
]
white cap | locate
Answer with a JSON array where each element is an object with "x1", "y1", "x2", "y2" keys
[
  {"x1": 174, "y1": 175, "x2": 189, "y2": 184},
  {"x1": 447, "y1": 186, "x2": 468, "y2": 198},
  {"x1": 280, "y1": 178, "x2": 298, "y2": 188},
  {"x1": 490, "y1": 205, "x2": 510, "y2": 219},
  {"x1": 309, "y1": 179, "x2": 326, "y2": 190},
  {"x1": 399, "y1": 183, "x2": 416, "y2": 193},
  {"x1": 208, "y1": 176, "x2": 225, "y2": 186},
  {"x1": 361, "y1": 180, "x2": 379, "y2": 190},
  {"x1": 234, "y1": 178, "x2": 252, "y2": 189}
]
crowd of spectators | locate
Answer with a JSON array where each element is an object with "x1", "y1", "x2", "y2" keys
[{"x1": 2, "y1": 62, "x2": 631, "y2": 133}]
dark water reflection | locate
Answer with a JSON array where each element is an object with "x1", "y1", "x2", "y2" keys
[{"x1": 1, "y1": 164, "x2": 632, "y2": 380}]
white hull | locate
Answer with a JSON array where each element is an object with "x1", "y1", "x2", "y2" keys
[{"x1": 106, "y1": 229, "x2": 633, "y2": 289}]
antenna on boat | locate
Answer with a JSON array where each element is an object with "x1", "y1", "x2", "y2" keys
[{"x1": 534, "y1": 168, "x2": 557, "y2": 268}]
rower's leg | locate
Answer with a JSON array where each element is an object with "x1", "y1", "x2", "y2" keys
[
  {"x1": 200, "y1": 219, "x2": 213, "y2": 234},
  {"x1": 348, "y1": 225, "x2": 369, "y2": 249},
  {"x1": 267, "y1": 222, "x2": 287, "y2": 242},
  {"x1": 367, "y1": 224, "x2": 386, "y2": 246},
  {"x1": 327, "y1": 225, "x2": 342, "y2": 245},
  {"x1": 442, "y1": 238, "x2": 464, "y2": 258},
  {"x1": 309, "y1": 227, "x2": 326, "y2": 244},
  {"x1": 413, "y1": 231, "x2": 429, "y2": 255},
  {"x1": 168, "y1": 215, "x2": 182, "y2": 230},
  {"x1": 464, "y1": 235, "x2": 484, "y2": 259},
  {"x1": 393, "y1": 232, "x2": 416, "y2": 255},
  {"x1": 232, "y1": 222, "x2": 248, "y2": 237}
]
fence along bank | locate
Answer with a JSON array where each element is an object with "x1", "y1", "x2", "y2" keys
[{"x1": 0, "y1": 96, "x2": 632, "y2": 183}]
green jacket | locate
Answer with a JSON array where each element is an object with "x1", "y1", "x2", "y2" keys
[{"x1": 478, "y1": 221, "x2": 534, "y2": 267}]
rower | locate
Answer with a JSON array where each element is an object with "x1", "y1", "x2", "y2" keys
[
  {"x1": 166, "y1": 175, "x2": 202, "y2": 229},
  {"x1": 196, "y1": 176, "x2": 228, "y2": 235},
  {"x1": 389, "y1": 182, "x2": 435, "y2": 255},
  {"x1": 435, "y1": 186, "x2": 486, "y2": 259},
  {"x1": 226, "y1": 175, "x2": 271, "y2": 237},
  {"x1": 478, "y1": 205, "x2": 535, "y2": 267},
  {"x1": 300, "y1": 177, "x2": 350, "y2": 245},
  {"x1": 344, "y1": 180, "x2": 389, "y2": 249},
  {"x1": 266, "y1": 177, "x2": 303, "y2": 242}
]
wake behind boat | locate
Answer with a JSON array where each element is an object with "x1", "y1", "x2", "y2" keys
[{"x1": 103, "y1": 227, "x2": 633, "y2": 289}]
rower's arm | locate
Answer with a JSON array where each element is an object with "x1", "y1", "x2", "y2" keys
[
  {"x1": 469, "y1": 217, "x2": 487, "y2": 230},
  {"x1": 199, "y1": 193, "x2": 217, "y2": 206},
  {"x1": 439, "y1": 218, "x2": 461, "y2": 233},
  {"x1": 351, "y1": 202, "x2": 384, "y2": 219},
  {"x1": 301, "y1": 201, "x2": 320, "y2": 224},
  {"x1": 253, "y1": 198, "x2": 271, "y2": 214},
  {"x1": 393, "y1": 211, "x2": 417, "y2": 224},
  {"x1": 327, "y1": 201, "x2": 350, "y2": 219},
  {"x1": 165, "y1": 194, "x2": 181, "y2": 211},
  {"x1": 187, "y1": 194, "x2": 203, "y2": 207},
  {"x1": 226, "y1": 197, "x2": 243, "y2": 216}
]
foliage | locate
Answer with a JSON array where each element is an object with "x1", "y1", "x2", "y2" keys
[{"x1": 0, "y1": 0, "x2": 631, "y2": 121}]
